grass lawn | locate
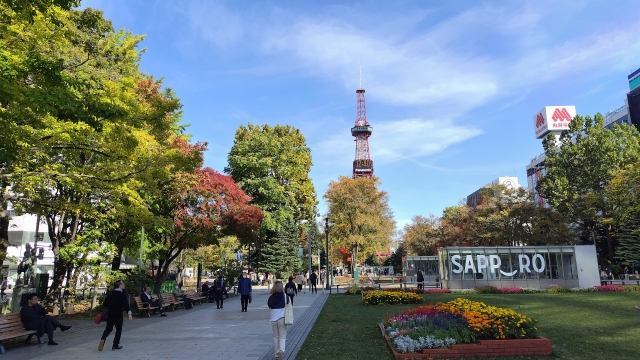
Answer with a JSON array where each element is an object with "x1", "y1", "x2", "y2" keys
[{"x1": 296, "y1": 292, "x2": 640, "y2": 360}]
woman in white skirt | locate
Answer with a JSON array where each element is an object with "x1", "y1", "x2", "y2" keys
[{"x1": 268, "y1": 281, "x2": 287, "y2": 360}]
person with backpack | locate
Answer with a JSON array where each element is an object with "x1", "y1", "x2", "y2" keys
[
  {"x1": 285, "y1": 276, "x2": 297, "y2": 304},
  {"x1": 212, "y1": 275, "x2": 227, "y2": 309}
]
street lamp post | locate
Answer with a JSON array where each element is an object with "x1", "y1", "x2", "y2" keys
[
  {"x1": 325, "y1": 217, "x2": 330, "y2": 290},
  {"x1": 307, "y1": 230, "x2": 312, "y2": 292}
]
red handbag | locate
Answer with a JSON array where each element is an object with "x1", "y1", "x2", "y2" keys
[{"x1": 94, "y1": 313, "x2": 103, "y2": 324}]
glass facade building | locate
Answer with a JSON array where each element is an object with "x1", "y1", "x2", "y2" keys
[{"x1": 403, "y1": 246, "x2": 599, "y2": 289}]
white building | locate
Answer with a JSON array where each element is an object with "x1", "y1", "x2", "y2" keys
[
  {"x1": 603, "y1": 98, "x2": 631, "y2": 130},
  {"x1": 2, "y1": 202, "x2": 56, "y2": 285},
  {"x1": 466, "y1": 176, "x2": 521, "y2": 208}
]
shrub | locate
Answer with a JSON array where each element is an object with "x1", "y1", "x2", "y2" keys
[
  {"x1": 345, "y1": 285, "x2": 362, "y2": 295},
  {"x1": 569, "y1": 287, "x2": 598, "y2": 292},
  {"x1": 451, "y1": 288, "x2": 477, "y2": 294},
  {"x1": 499, "y1": 287, "x2": 524, "y2": 294},
  {"x1": 363, "y1": 291, "x2": 424, "y2": 305},
  {"x1": 623, "y1": 285, "x2": 640, "y2": 292},
  {"x1": 548, "y1": 285, "x2": 569, "y2": 293},
  {"x1": 595, "y1": 285, "x2": 624, "y2": 292},
  {"x1": 522, "y1": 287, "x2": 546, "y2": 294},
  {"x1": 474, "y1": 286, "x2": 500, "y2": 294}
]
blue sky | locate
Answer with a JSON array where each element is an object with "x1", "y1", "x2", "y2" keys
[{"x1": 83, "y1": 0, "x2": 640, "y2": 231}]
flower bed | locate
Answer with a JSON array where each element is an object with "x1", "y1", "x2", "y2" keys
[
  {"x1": 382, "y1": 298, "x2": 543, "y2": 356},
  {"x1": 362, "y1": 291, "x2": 424, "y2": 305},
  {"x1": 424, "y1": 288, "x2": 451, "y2": 294},
  {"x1": 595, "y1": 285, "x2": 624, "y2": 292}
]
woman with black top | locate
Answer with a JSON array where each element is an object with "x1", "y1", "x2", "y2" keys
[{"x1": 284, "y1": 276, "x2": 297, "y2": 304}]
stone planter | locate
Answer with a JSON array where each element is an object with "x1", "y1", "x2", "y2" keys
[{"x1": 380, "y1": 323, "x2": 552, "y2": 358}]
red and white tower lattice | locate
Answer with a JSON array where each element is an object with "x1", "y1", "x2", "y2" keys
[{"x1": 351, "y1": 67, "x2": 374, "y2": 178}]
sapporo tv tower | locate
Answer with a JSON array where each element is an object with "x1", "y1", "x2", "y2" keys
[{"x1": 352, "y1": 65, "x2": 374, "y2": 178}]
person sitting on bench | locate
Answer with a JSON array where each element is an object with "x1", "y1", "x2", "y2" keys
[
  {"x1": 20, "y1": 293, "x2": 71, "y2": 345},
  {"x1": 173, "y1": 285, "x2": 193, "y2": 309},
  {"x1": 141, "y1": 286, "x2": 167, "y2": 316}
]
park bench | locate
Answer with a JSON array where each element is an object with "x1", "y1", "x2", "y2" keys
[
  {"x1": 151, "y1": 295, "x2": 174, "y2": 313},
  {"x1": 183, "y1": 290, "x2": 206, "y2": 304},
  {"x1": 133, "y1": 296, "x2": 159, "y2": 317},
  {"x1": 0, "y1": 313, "x2": 44, "y2": 354},
  {"x1": 161, "y1": 293, "x2": 184, "y2": 311}
]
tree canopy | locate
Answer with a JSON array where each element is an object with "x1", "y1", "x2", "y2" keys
[
  {"x1": 225, "y1": 123, "x2": 317, "y2": 236},
  {"x1": 324, "y1": 176, "x2": 395, "y2": 271},
  {"x1": 538, "y1": 113, "x2": 640, "y2": 262}
]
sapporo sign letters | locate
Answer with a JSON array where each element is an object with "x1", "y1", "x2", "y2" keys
[{"x1": 451, "y1": 254, "x2": 546, "y2": 277}]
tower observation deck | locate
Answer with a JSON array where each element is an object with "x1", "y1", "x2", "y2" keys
[{"x1": 352, "y1": 86, "x2": 373, "y2": 178}]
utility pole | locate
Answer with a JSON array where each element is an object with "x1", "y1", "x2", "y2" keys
[
  {"x1": 308, "y1": 230, "x2": 312, "y2": 292},
  {"x1": 325, "y1": 217, "x2": 330, "y2": 290}
]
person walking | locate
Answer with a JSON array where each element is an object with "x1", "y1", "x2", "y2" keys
[
  {"x1": 99, "y1": 280, "x2": 133, "y2": 351},
  {"x1": 238, "y1": 271, "x2": 252, "y2": 312},
  {"x1": 212, "y1": 276, "x2": 227, "y2": 309},
  {"x1": 1, "y1": 277, "x2": 7, "y2": 297},
  {"x1": 285, "y1": 276, "x2": 297, "y2": 304},
  {"x1": 416, "y1": 270, "x2": 424, "y2": 290},
  {"x1": 309, "y1": 270, "x2": 318, "y2": 294},
  {"x1": 268, "y1": 281, "x2": 287, "y2": 360},
  {"x1": 295, "y1": 273, "x2": 304, "y2": 293},
  {"x1": 20, "y1": 293, "x2": 71, "y2": 346}
]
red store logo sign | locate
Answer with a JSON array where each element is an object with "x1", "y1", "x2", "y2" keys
[
  {"x1": 535, "y1": 113, "x2": 545, "y2": 128},
  {"x1": 551, "y1": 108, "x2": 572, "y2": 122}
]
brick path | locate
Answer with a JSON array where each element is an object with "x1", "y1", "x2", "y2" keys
[
  {"x1": 259, "y1": 293, "x2": 328, "y2": 360},
  {"x1": 3, "y1": 289, "x2": 328, "y2": 360}
]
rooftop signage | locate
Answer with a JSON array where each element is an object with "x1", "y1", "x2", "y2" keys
[
  {"x1": 451, "y1": 253, "x2": 546, "y2": 277},
  {"x1": 533, "y1": 106, "x2": 576, "y2": 139}
]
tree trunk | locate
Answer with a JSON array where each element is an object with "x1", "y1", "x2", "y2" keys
[
  {"x1": 111, "y1": 247, "x2": 124, "y2": 271},
  {"x1": 0, "y1": 213, "x2": 8, "y2": 267},
  {"x1": 606, "y1": 226, "x2": 615, "y2": 263},
  {"x1": 46, "y1": 258, "x2": 68, "y2": 311}
]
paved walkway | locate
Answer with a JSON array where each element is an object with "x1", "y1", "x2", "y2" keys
[{"x1": 4, "y1": 289, "x2": 328, "y2": 360}]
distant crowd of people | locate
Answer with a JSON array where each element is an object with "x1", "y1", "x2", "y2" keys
[{"x1": 14, "y1": 269, "x2": 329, "y2": 359}]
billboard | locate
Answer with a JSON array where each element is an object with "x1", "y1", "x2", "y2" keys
[
  {"x1": 533, "y1": 106, "x2": 576, "y2": 139},
  {"x1": 353, "y1": 159, "x2": 373, "y2": 173}
]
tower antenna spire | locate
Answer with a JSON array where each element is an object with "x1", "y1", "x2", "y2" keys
[
  {"x1": 351, "y1": 61, "x2": 373, "y2": 179},
  {"x1": 359, "y1": 59, "x2": 362, "y2": 89}
]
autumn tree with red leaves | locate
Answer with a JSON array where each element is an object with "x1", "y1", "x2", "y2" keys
[{"x1": 147, "y1": 141, "x2": 262, "y2": 294}]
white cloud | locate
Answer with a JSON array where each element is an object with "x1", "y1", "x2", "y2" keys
[
  {"x1": 314, "y1": 118, "x2": 482, "y2": 165},
  {"x1": 184, "y1": 1, "x2": 244, "y2": 48}
]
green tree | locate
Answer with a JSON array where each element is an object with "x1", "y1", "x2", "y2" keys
[
  {"x1": 225, "y1": 124, "x2": 317, "y2": 236},
  {"x1": 259, "y1": 217, "x2": 302, "y2": 278},
  {"x1": 607, "y1": 162, "x2": 640, "y2": 265},
  {"x1": 538, "y1": 114, "x2": 640, "y2": 262},
  {"x1": 0, "y1": 5, "x2": 183, "y2": 303},
  {"x1": 324, "y1": 176, "x2": 395, "y2": 271},
  {"x1": 402, "y1": 215, "x2": 442, "y2": 256}
]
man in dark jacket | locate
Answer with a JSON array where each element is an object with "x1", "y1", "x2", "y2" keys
[
  {"x1": 237, "y1": 271, "x2": 252, "y2": 312},
  {"x1": 99, "y1": 280, "x2": 133, "y2": 351},
  {"x1": 20, "y1": 293, "x2": 71, "y2": 345},
  {"x1": 141, "y1": 286, "x2": 167, "y2": 316},
  {"x1": 309, "y1": 271, "x2": 318, "y2": 294},
  {"x1": 416, "y1": 270, "x2": 424, "y2": 290}
]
